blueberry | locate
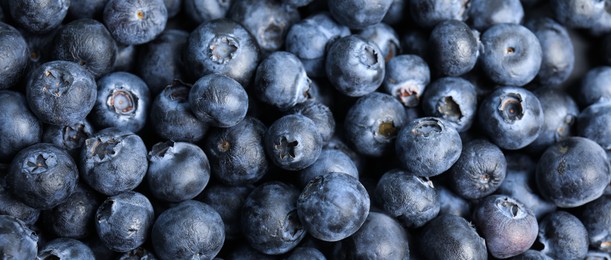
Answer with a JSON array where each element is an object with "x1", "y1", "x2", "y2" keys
[
  {"x1": 286, "y1": 246, "x2": 326, "y2": 260},
  {"x1": 0, "y1": 170, "x2": 40, "y2": 225},
  {"x1": 326, "y1": 35, "x2": 386, "y2": 97},
  {"x1": 198, "y1": 183, "x2": 253, "y2": 241},
  {"x1": 527, "y1": 87, "x2": 579, "y2": 153},
  {"x1": 103, "y1": 0, "x2": 168, "y2": 45},
  {"x1": 80, "y1": 127, "x2": 148, "y2": 196},
  {"x1": 537, "y1": 211, "x2": 589, "y2": 259},
  {"x1": 42, "y1": 119, "x2": 94, "y2": 157},
  {"x1": 287, "y1": 100, "x2": 335, "y2": 143},
  {"x1": 299, "y1": 148, "x2": 358, "y2": 187},
  {"x1": 67, "y1": 0, "x2": 107, "y2": 20},
  {"x1": 450, "y1": 139, "x2": 506, "y2": 200},
  {"x1": 422, "y1": 77, "x2": 478, "y2": 132},
  {"x1": 469, "y1": 0, "x2": 524, "y2": 31},
  {"x1": 118, "y1": 247, "x2": 157, "y2": 260},
  {"x1": 43, "y1": 184, "x2": 100, "y2": 239},
  {"x1": 328, "y1": 0, "x2": 393, "y2": 30},
  {"x1": 511, "y1": 250, "x2": 553, "y2": 260},
  {"x1": 358, "y1": 23, "x2": 401, "y2": 63},
  {"x1": 0, "y1": 90, "x2": 42, "y2": 163},
  {"x1": 151, "y1": 200, "x2": 225, "y2": 259},
  {"x1": 429, "y1": 20, "x2": 479, "y2": 77},
  {"x1": 395, "y1": 117, "x2": 462, "y2": 177},
  {"x1": 190, "y1": 73, "x2": 248, "y2": 127},
  {"x1": 254, "y1": 51, "x2": 310, "y2": 111},
  {"x1": 183, "y1": 0, "x2": 232, "y2": 25},
  {"x1": 0, "y1": 22, "x2": 29, "y2": 89},
  {"x1": 147, "y1": 141, "x2": 210, "y2": 202},
  {"x1": 552, "y1": 0, "x2": 607, "y2": 28},
  {"x1": 342, "y1": 212, "x2": 410, "y2": 260},
  {"x1": 38, "y1": 238, "x2": 96, "y2": 260},
  {"x1": 580, "y1": 195, "x2": 611, "y2": 252},
  {"x1": 265, "y1": 114, "x2": 323, "y2": 171},
  {"x1": 419, "y1": 214, "x2": 488, "y2": 260},
  {"x1": 437, "y1": 184, "x2": 471, "y2": 219},
  {"x1": 26, "y1": 60, "x2": 97, "y2": 126},
  {"x1": 408, "y1": 0, "x2": 470, "y2": 28},
  {"x1": 137, "y1": 29, "x2": 188, "y2": 95},
  {"x1": 579, "y1": 66, "x2": 611, "y2": 107},
  {"x1": 91, "y1": 72, "x2": 151, "y2": 133},
  {"x1": 7, "y1": 0, "x2": 69, "y2": 33},
  {"x1": 479, "y1": 23, "x2": 542, "y2": 86},
  {"x1": 297, "y1": 172, "x2": 370, "y2": 242},
  {"x1": 0, "y1": 215, "x2": 38, "y2": 259},
  {"x1": 383, "y1": 54, "x2": 430, "y2": 107},
  {"x1": 95, "y1": 191, "x2": 154, "y2": 252},
  {"x1": 536, "y1": 137, "x2": 610, "y2": 207}
]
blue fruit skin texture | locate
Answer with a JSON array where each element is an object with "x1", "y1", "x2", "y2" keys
[
  {"x1": 26, "y1": 60, "x2": 97, "y2": 126},
  {"x1": 450, "y1": 139, "x2": 506, "y2": 200},
  {"x1": 241, "y1": 182, "x2": 305, "y2": 255},
  {"x1": 118, "y1": 247, "x2": 157, "y2": 260},
  {"x1": 92, "y1": 72, "x2": 150, "y2": 133},
  {"x1": 0, "y1": 90, "x2": 42, "y2": 163},
  {"x1": 7, "y1": 0, "x2": 69, "y2": 34},
  {"x1": 38, "y1": 238, "x2": 95, "y2": 260},
  {"x1": 395, "y1": 117, "x2": 462, "y2": 177},
  {"x1": 151, "y1": 200, "x2": 225, "y2": 260},
  {"x1": 137, "y1": 29, "x2": 188, "y2": 95},
  {"x1": 328, "y1": 0, "x2": 392, "y2": 29},
  {"x1": 469, "y1": 0, "x2": 524, "y2": 31},
  {"x1": 265, "y1": 114, "x2": 323, "y2": 171},
  {"x1": 190, "y1": 73, "x2": 248, "y2": 127},
  {"x1": 43, "y1": 184, "x2": 100, "y2": 239},
  {"x1": 419, "y1": 214, "x2": 488, "y2": 260},
  {"x1": 297, "y1": 172, "x2": 370, "y2": 242},
  {"x1": 286, "y1": 246, "x2": 326, "y2": 260},
  {"x1": 326, "y1": 35, "x2": 386, "y2": 97},
  {"x1": 0, "y1": 22, "x2": 29, "y2": 89},
  {"x1": 527, "y1": 88, "x2": 579, "y2": 153},
  {"x1": 579, "y1": 66, "x2": 611, "y2": 107},
  {"x1": 422, "y1": 76, "x2": 477, "y2": 132},
  {"x1": 80, "y1": 127, "x2": 148, "y2": 196},
  {"x1": 42, "y1": 120, "x2": 94, "y2": 157},
  {"x1": 103, "y1": 0, "x2": 168, "y2": 45},
  {"x1": 149, "y1": 82, "x2": 208, "y2": 143},
  {"x1": 429, "y1": 20, "x2": 479, "y2": 77},
  {"x1": 536, "y1": 137, "x2": 610, "y2": 208},
  {"x1": 526, "y1": 18, "x2": 575, "y2": 87},
  {"x1": 8, "y1": 143, "x2": 78, "y2": 210},
  {"x1": 299, "y1": 148, "x2": 358, "y2": 187},
  {"x1": 147, "y1": 141, "x2": 210, "y2": 202},
  {"x1": 344, "y1": 92, "x2": 408, "y2": 157},
  {"x1": 0, "y1": 170, "x2": 39, "y2": 226},
  {"x1": 437, "y1": 184, "x2": 471, "y2": 219},
  {"x1": 473, "y1": 195, "x2": 538, "y2": 258},
  {"x1": 552, "y1": 0, "x2": 607, "y2": 28},
  {"x1": 477, "y1": 86, "x2": 544, "y2": 150},
  {"x1": 374, "y1": 169, "x2": 440, "y2": 228},
  {"x1": 95, "y1": 191, "x2": 154, "y2": 252},
  {"x1": 408, "y1": 0, "x2": 470, "y2": 28},
  {"x1": 580, "y1": 196, "x2": 611, "y2": 251},
  {"x1": 67, "y1": 0, "x2": 107, "y2": 20},
  {"x1": 254, "y1": 51, "x2": 310, "y2": 111},
  {"x1": 183, "y1": 0, "x2": 232, "y2": 25},
  {"x1": 342, "y1": 212, "x2": 410, "y2": 260},
  {"x1": 204, "y1": 117, "x2": 269, "y2": 185},
  {"x1": 479, "y1": 23, "x2": 543, "y2": 86},
  {"x1": 288, "y1": 100, "x2": 335, "y2": 143},
  {"x1": 0, "y1": 215, "x2": 38, "y2": 259},
  {"x1": 383, "y1": 54, "x2": 430, "y2": 107},
  {"x1": 538, "y1": 211, "x2": 589, "y2": 259},
  {"x1": 358, "y1": 23, "x2": 401, "y2": 63},
  {"x1": 285, "y1": 12, "x2": 350, "y2": 78},
  {"x1": 184, "y1": 19, "x2": 260, "y2": 87},
  {"x1": 199, "y1": 184, "x2": 253, "y2": 241}
]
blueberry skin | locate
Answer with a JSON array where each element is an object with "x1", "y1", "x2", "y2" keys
[
  {"x1": 525, "y1": 18, "x2": 575, "y2": 87},
  {"x1": 297, "y1": 172, "x2": 370, "y2": 242},
  {"x1": 199, "y1": 184, "x2": 253, "y2": 241},
  {"x1": 118, "y1": 247, "x2": 157, "y2": 260},
  {"x1": 374, "y1": 169, "x2": 440, "y2": 228},
  {"x1": 326, "y1": 35, "x2": 386, "y2": 97},
  {"x1": 184, "y1": 19, "x2": 260, "y2": 87},
  {"x1": 0, "y1": 215, "x2": 38, "y2": 259},
  {"x1": 8, "y1": 143, "x2": 78, "y2": 210},
  {"x1": 38, "y1": 238, "x2": 95, "y2": 260},
  {"x1": 469, "y1": 0, "x2": 524, "y2": 31},
  {"x1": 395, "y1": 117, "x2": 462, "y2": 177},
  {"x1": 408, "y1": 0, "x2": 470, "y2": 28},
  {"x1": 254, "y1": 51, "x2": 310, "y2": 111},
  {"x1": 474, "y1": 195, "x2": 538, "y2": 258},
  {"x1": 344, "y1": 92, "x2": 408, "y2": 157},
  {"x1": 151, "y1": 200, "x2": 225, "y2": 260},
  {"x1": 26, "y1": 60, "x2": 97, "y2": 126},
  {"x1": 137, "y1": 29, "x2": 188, "y2": 95},
  {"x1": 150, "y1": 82, "x2": 208, "y2": 142},
  {"x1": 96, "y1": 191, "x2": 154, "y2": 252},
  {"x1": 203, "y1": 117, "x2": 269, "y2": 185},
  {"x1": 52, "y1": 18, "x2": 118, "y2": 78},
  {"x1": 183, "y1": 0, "x2": 231, "y2": 25},
  {"x1": 103, "y1": 0, "x2": 168, "y2": 45},
  {"x1": 327, "y1": 0, "x2": 393, "y2": 30},
  {"x1": 383, "y1": 54, "x2": 430, "y2": 107},
  {"x1": 265, "y1": 114, "x2": 323, "y2": 171},
  {"x1": 429, "y1": 20, "x2": 479, "y2": 77},
  {"x1": 579, "y1": 66, "x2": 611, "y2": 107},
  {"x1": 43, "y1": 184, "x2": 100, "y2": 239},
  {"x1": 67, "y1": 0, "x2": 107, "y2": 20},
  {"x1": 42, "y1": 120, "x2": 94, "y2": 157},
  {"x1": 0, "y1": 91, "x2": 42, "y2": 163},
  {"x1": 422, "y1": 77, "x2": 478, "y2": 132},
  {"x1": 477, "y1": 86, "x2": 544, "y2": 150},
  {"x1": 287, "y1": 101, "x2": 335, "y2": 143},
  {"x1": 538, "y1": 211, "x2": 589, "y2": 259},
  {"x1": 80, "y1": 127, "x2": 148, "y2": 196},
  {"x1": 0, "y1": 22, "x2": 29, "y2": 89},
  {"x1": 190, "y1": 73, "x2": 248, "y2": 127},
  {"x1": 147, "y1": 141, "x2": 210, "y2": 202},
  {"x1": 580, "y1": 196, "x2": 611, "y2": 251},
  {"x1": 536, "y1": 137, "x2": 610, "y2": 208},
  {"x1": 7, "y1": 0, "x2": 69, "y2": 34},
  {"x1": 419, "y1": 214, "x2": 488, "y2": 260},
  {"x1": 285, "y1": 12, "x2": 350, "y2": 78},
  {"x1": 479, "y1": 23, "x2": 542, "y2": 86},
  {"x1": 552, "y1": 0, "x2": 607, "y2": 28},
  {"x1": 358, "y1": 23, "x2": 401, "y2": 63},
  {"x1": 91, "y1": 72, "x2": 151, "y2": 133},
  {"x1": 437, "y1": 184, "x2": 471, "y2": 219},
  {"x1": 527, "y1": 88, "x2": 579, "y2": 153},
  {"x1": 0, "y1": 171, "x2": 40, "y2": 225},
  {"x1": 286, "y1": 246, "x2": 326, "y2": 260},
  {"x1": 299, "y1": 148, "x2": 358, "y2": 187},
  {"x1": 450, "y1": 139, "x2": 506, "y2": 200},
  {"x1": 511, "y1": 250, "x2": 553, "y2": 260},
  {"x1": 342, "y1": 212, "x2": 410, "y2": 260}
]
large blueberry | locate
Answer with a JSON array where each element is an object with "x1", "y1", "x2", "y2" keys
[
  {"x1": 265, "y1": 114, "x2": 322, "y2": 171},
  {"x1": 383, "y1": 54, "x2": 430, "y2": 107},
  {"x1": 254, "y1": 51, "x2": 310, "y2": 111},
  {"x1": 429, "y1": 20, "x2": 479, "y2": 76},
  {"x1": 450, "y1": 139, "x2": 506, "y2": 200},
  {"x1": 328, "y1": 0, "x2": 392, "y2": 29},
  {"x1": 342, "y1": 212, "x2": 410, "y2": 260},
  {"x1": 190, "y1": 73, "x2": 248, "y2": 127},
  {"x1": 419, "y1": 214, "x2": 488, "y2": 260},
  {"x1": 7, "y1": 0, "x2": 69, "y2": 33},
  {"x1": 103, "y1": 0, "x2": 168, "y2": 45},
  {"x1": 0, "y1": 22, "x2": 29, "y2": 89},
  {"x1": 537, "y1": 211, "x2": 589, "y2": 259},
  {"x1": 0, "y1": 90, "x2": 41, "y2": 163},
  {"x1": 422, "y1": 77, "x2": 478, "y2": 132},
  {"x1": 0, "y1": 215, "x2": 38, "y2": 259}
]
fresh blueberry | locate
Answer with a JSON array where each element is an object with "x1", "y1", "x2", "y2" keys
[
  {"x1": 95, "y1": 191, "x2": 154, "y2": 252},
  {"x1": 450, "y1": 139, "x2": 506, "y2": 200},
  {"x1": 429, "y1": 20, "x2": 479, "y2": 77},
  {"x1": 7, "y1": 0, "x2": 69, "y2": 33},
  {"x1": 43, "y1": 184, "x2": 100, "y2": 239},
  {"x1": 137, "y1": 29, "x2": 188, "y2": 95},
  {"x1": 0, "y1": 90, "x2": 42, "y2": 163},
  {"x1": 80, "y1": 127, "x2": 148, "y2": 196},
  {"x1": 580, "y1": 195, "x2": 611, "y2": 252},
  {"x1": 151, "y1": 200, "x2": 225, "y2": 259},
  {"x1": 358, "y1": 23, "x2": 400, "y2": 63},
  {"x1": 147, "y1": 141, "x2": 210, "y2": 202},
  {"x1": 537, "y1": 211, "x2": 589, "y2": 259},
  {"x1": 103, "y1": 0, "x2": 168, "y2": 45},
  {"x1": 0, "y1": 215, "x2": 38, "y2": 259},
  {"x1": 42, "y1": 119, "x2": 94, "y2": 157},
  {"x1": 342, "y1": 211, "x2": 410, "y2": 260},
  {"x1": 0, "y1": 170, "x2": 39, "y2": 225},
  {"x1": 0, "y1": 22, "x2": 29, "y2": 89},
  {"x1": 479, "y1": 23, "x2": 543, "y2": 86},
  {"x1": 265, "y1": 114, "x2": 323, "y2": 171},
  {"x1": 511, "y1": 250, "x2": 553, "y2": 260},
  {"x1": 38, "y1": 238, "x2": 96, "y2": 260},
  {"x1": 328, "y1": 0, "x2": 393, "y2": 29},
  {"x1": 286, "y1": 246, "x2": 326, "y2": 260},
  {"x1": 254, "y1": 51, "x2": 310, "y2": 111},
  {"x1": 383, "y1": 54, "x2": 430, "y2": 107},
  {"x1": 26, "y1": 60, "x2": 97, "y2": 126},
  {"x1": 117, "y1": 247, "x2": 157, "y2": 260},
  {"x1": 299, "y1": 148, "x2": 358, "y2": 187},
  {"x1": 326, "y1": 35, "x2": 386, "y2": 97},
  {"x1": 579, "y1": 66, "x2": 611, "y2": 107},
  {"x1": 395, "y1": 117, "x2": 462, "y2": 177},
  {"x1": 552, "y1": 0, "x2": 607, "y2": 28},
  {"x1": 67, "y1": 0, "x2": 107, "y2": 20},
  {"x1": 91, "y1": 72, "x2": 151, "y2": 133},
  {"x1": 437, "y1": 184, "x2": 471, "y2": 219},
  {"x1": 469, "y1": 0, "x2": 524, "y2": 31},
  {"x1": 527, "y1": 87, "x2": 579, "y2": 153},
  {"x1": 287, "y1": 100, "x2": 335, "y2": 143},
  {"x1": 422, "y1": 77, "x2": 478, "y2": 132},
  {"x1": 183, "y1": 0, "x2": 231, "y2": 25},
  {"x1": 419, "y1": 214, "x2": 488, "y2": 260},
  {"x1": 408, "y1": 0, "x2": 470, "y2": 28},
  {"x1": 198, "y1": 183, "x2": 253, "y2": 241},
  {"x1": 190, "y1": 73, "x2": 248, "y2": 127},
  {"x1": 8, "y1": 143, "x2": 78, "y2": 210}
]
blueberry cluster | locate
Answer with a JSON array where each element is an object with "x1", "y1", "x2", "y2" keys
[{"x1": 0, "y1": 0, "x2": 610, "y2": 259}]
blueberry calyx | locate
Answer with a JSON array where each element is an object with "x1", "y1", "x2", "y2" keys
[
  {"x1": 86, "y1": 137, "x2": 120, "y2": 161},
  {"x1": 107, "y1": 88, "x2": 138, "y2": 115},
  {"x1": 395, "y1": 84, "x2": 419, "y2": 107},
  {"x1": 411, "y1": 118, "x2": 444, "y2": 137},
  {"x1": 359, "y1": 45, "x2": 380, "y2": 69},
  {"x1": 261, "y1": 21, "x2": 283, "y2": 47},
  {"x1": 42, "y1": 69, "x2": 73, "y2": 97},
  {"x1": 438, "y1": 96, "x2": 463, "y2": 121},
  {"x1": 209, "y1": 35, "x2": 239, "y2": 64},
  {"x1": 217, "y1": 140, "x2": 230, "y2": 153},
  {"x1": 135, "y1": 10, "x2": 145, "y2": 20},
  {"x1": 168, "y1": 84, "x2": 189, "y2": 102},
  {"x1": 499, "y1": 93, "x2": 524, "y2": 123},
  {"x1": 62, "y1": 124, "x2": 88, "y2": 148},
  {"x1": 376, "y1": 120, "x2": 398, "y2": 138},
  {"x1": 282, "y1": 210, "x2": 305, "y2": 241},
  {"x1": 416, "y1": 176, "x2": 435, "y2": 189},
  {"x1": 275, "y1": 137, "x2": 298, "y2": 159},
  {"x1": 96, "y1": 199, "x2": 114, "y2": 223},
  {"x1": 149, "y1": 141, "x2": 175, "y2": 160},
  {"x1": 496, "y1": 197, "x2": 525, "y2": 219},
  {"x1": 23, "y1": 153, "x2": 57, "y2": 174}
]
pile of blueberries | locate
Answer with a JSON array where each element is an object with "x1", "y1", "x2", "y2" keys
[{"x1": 0, "y1": 0, "x2": 610, "y2": 259}]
